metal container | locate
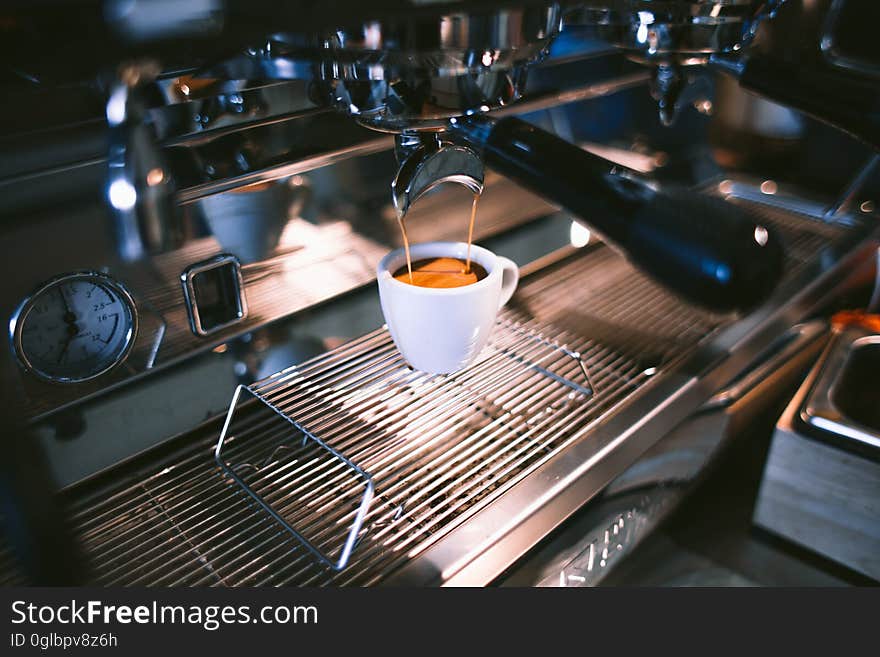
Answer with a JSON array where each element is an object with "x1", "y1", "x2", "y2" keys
[{"x1": 755, "y1": 324, "x2": 880, "y2": 580}]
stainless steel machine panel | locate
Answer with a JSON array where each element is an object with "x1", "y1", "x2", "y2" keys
[{"x1": 1, "y1": 188, "x2": 868, "y2": 586}]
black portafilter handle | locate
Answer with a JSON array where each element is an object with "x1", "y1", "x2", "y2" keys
[
  {"x1": 451, "y1": 116, "x2": 784, "y2": 313},
  {"x1": 710, "y1": 55, "x2": 880, "y2": 152}
]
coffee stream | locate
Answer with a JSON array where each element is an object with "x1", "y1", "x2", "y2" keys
[
  {"x1": 465, "y1": 193, "x2": 477, "y2": 274},
  {"x1": 396, "y1": 192, "x2": 480, "y2": 286},
  {"x1": 396, "y1": 213, "x2": 414, "y2": 284}
]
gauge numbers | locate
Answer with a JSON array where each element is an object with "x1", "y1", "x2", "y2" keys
[{"x1": 11, "y1": 272, "x2": 137, "y2": 383}]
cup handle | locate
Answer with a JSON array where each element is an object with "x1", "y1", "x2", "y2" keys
[{"x1": 497, "y1": 256, "x2": 519, "y2": 309}]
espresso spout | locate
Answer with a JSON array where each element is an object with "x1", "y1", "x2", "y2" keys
[{"x1": 391, "y1": 132, "x2": 484, "y2": 220}]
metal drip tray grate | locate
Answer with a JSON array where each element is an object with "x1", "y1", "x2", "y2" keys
[
  {"x1": 56, "y1": 246, "x2": 730, "y2": 586},
  {"x1": 216, "y1": 314, "x2": 601, "y2": 572},
  {"x1": 0, "y1": 194, "x2": 851, "y2": 586}
]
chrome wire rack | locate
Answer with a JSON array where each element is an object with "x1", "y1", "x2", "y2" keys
[
  {"x1": 0, "y1": 195, "x2": 846, "y2": 586},
  {"x1": 89, "y1": 244, "x2": 731, "y2": 586},
  {"x1": 214, "y1": 311, "x2": 601, "y2": 571}
]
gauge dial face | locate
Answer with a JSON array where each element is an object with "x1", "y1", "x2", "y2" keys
[{"x1": 12, "y1": 273, "x2": 137, "y2": 383}]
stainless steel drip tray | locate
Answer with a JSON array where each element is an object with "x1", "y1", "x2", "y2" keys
[
  {"x1": 69, "y1": 244, "x2": 730, "y2": 587},
  {"x1": 802, "y1": 326, "x2": 880, "y2": 451},
  {"x1": 1, "y1": 193, "x2": 872, "y2": 587}
]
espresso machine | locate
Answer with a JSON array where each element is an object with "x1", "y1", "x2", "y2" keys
[{"x1": 0, "y1": 1, "x2": 878, "y2": 585}]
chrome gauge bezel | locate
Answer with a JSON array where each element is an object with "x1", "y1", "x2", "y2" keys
[{"x1": 9, "y1": 271, "x2": 139, "y2": 384}]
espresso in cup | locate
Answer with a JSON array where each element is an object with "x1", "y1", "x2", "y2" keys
[
  {"x1": 392, "y1": 257, "x2": 488, "y2": 288},
  {"x1": 377, "y1": 241, "x2": 519, "y2": 374}
]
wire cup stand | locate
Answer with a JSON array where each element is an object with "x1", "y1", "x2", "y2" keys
[
  {"x1": 215, "y1": 315, "x2": 594, "y2": 572},
  {"x1": 215, "y1": 384, "x2": 374, "y2": 571}
]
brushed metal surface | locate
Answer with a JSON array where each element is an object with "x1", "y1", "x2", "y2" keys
[
  {"x1": 755, "y1": 430, "x2": 880, "y2": 580},
  {"x1": 1, "y1": 190, "x2": 871, "y2": 586},
  {"x1": 10, "y1": 173, "x2": 557, "y2": 420}
]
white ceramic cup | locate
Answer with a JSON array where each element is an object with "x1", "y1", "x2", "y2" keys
[{"x1": 377, "y1": 241, "x2": 519, "y2": 374}]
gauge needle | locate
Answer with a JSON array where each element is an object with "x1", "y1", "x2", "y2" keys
[
  {"x1": 59, "y1": 286, "x2": 76, "y2": 324},
  {"x1": 57, "y1": 333, "x2": 73, "y2": 364},
  {"x1": 57, "y1": 324, "x2": 80, "y2": 364}
]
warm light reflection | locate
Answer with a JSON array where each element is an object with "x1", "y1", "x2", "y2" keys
[
  {"x1": 760, "y1": 180, "x2": 778, "y2": 195},
  {"x1": 695, "y1": 99, "x2": 713, "y2": 115},
  {"x1": 754, "y1": 225, "x2": 769, "y2": 246},
  {"x1": 569, "y1": 221, "x2": 591, "y2": 248},
  {"x1": 146, "y1": 168, "x2": 165, "y2": 187}
]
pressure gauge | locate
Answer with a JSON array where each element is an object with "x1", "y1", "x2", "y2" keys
[{"x1": 10, "y1": 272, "x2": 138, "y2": 383}]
